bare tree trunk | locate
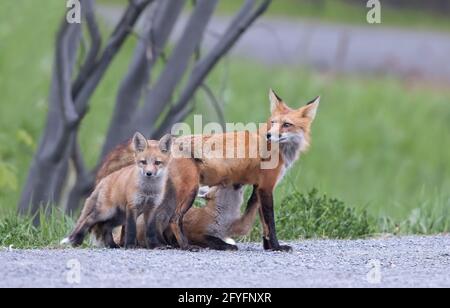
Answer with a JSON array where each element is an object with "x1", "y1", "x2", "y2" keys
[{"x1": 18, "y1": 19, "x2": 81, "y2": 221}]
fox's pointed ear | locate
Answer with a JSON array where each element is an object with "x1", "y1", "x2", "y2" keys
[
  {"x1": 159, "y1": 134, "x2": 173, "y2": 153},
  {"x1": 132, "y1": 132, "x2": 148, "y2": 153},
  {"x1": 269, "y1": 88, "x2": 283, "y2": 113},
  {"x1": 301, "y1": 96, "x2": 320, "y2": 120}
]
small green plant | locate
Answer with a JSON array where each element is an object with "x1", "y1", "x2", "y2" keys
[
  {"x1": 274, "y1": 189, "x2": 376, "y2": 240},
  {"x1": 0, "y1": 208, "x2": 74, "y2": 249}
]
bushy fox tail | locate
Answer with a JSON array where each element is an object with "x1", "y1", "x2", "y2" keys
[{"x1": 96, "y1": 141, "x2": 135, "y2": 184}]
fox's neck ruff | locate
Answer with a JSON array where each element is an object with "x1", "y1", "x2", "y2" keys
[
  {"x1": 134, "y1": 172, "x2": 167, "y2": 209},
  {"x1": 279, "y1": 134, "x2": 307, "y2": 168},
  {"x1": 138, "y1": 173, "x2": 165, "y2": 194}
]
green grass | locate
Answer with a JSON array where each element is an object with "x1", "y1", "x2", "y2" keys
[
  {"x1": 0, "y1": 208, "x2": 75, "y2": 249},
  {"x1": 275, "y1": 189, "x2": 376, "y2": 240},
  {"x1": 1, "y1": 0, "x2": 450, "y2": 247}
]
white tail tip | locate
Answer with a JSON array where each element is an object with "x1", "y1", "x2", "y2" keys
[
  {"x1": 224, "y1": 237, "x2": 236, "y2": 246},
  {"x1": 60, "y1": 238, "x2": 71, "y2": 246}
]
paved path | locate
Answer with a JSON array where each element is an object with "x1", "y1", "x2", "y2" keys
[
  {"x1": 98, "y1": 5, "x2": 450, "y2": 81},
  {"x1": 1, "y1": 236, "x2": 449, "y2": 288}
]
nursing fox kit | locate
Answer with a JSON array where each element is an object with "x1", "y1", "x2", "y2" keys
[{"x1": 63, "y1": 89, "x2": 320, "y2": 251}]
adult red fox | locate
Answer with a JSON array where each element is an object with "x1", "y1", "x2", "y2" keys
[
  {"x1": 147, "y1": 90, "x2": 320, "y2": 251},
  {"x1": 61, "y1": 132, "x2": 172, "y2": 248}
]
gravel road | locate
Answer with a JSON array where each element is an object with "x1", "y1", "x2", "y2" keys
[{"x1": 1, "y1": 236, "x2": 449, "y2": 288}]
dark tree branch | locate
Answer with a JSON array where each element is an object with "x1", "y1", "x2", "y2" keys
[
  {"x1": 73, "y1": 0, "x2": 154, "y2": 116},
  {"x1": 72, "y1": 0, "x2": 102, "y2": 95},
  {"x1": 56, "y1": 22, "x2": 80, "y2": 127},
  {"x1": 135, "y1": 0, "x2": 219, "y2": 134},
  {"x1": 65, "y1": 136, "x2": 94, "y2": 214},
  {"x1": 153, "y1": 0, "x2": 272, "y2": 136},
  {"x1": 201, "y1": 83, "x2": 226, "y2": 129},
  {"x1": 100, "y1": 0, "x2": 186, "y2": 157}
]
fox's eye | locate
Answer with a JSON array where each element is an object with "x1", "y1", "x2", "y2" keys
[
  {"x1": 283, "y1": 123, "x2": 293, "y2": 128},
  {"x1": 154, "y1": 161, "x2": 162, "y2": 166},
  {"x1": 140, "y1": 160, "x2": 147, "y2": 165}
]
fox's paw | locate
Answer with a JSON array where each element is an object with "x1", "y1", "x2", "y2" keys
[
  {"x1": 272, "y1": 245, "x2": 293, "y2": 253},
  {"x1": 183, "y1": 245, "x2": 201, "y2": 252},
  {"x1": 148, "y1": 243, "x2": 169, "y2": 250},
  {"x1": 225, "y1": 245, "x2": 238, "y2": 251},
  {"x1": 153, "y1": 245, "x2": 174, "y2": 251},
  {"x1": 124, "y1": 244, "x2": 138, "y2": 250}
]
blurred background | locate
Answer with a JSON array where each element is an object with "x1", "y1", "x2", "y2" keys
[{"x1": 0, "y1": 0, "x2": 449, "y2": 246}]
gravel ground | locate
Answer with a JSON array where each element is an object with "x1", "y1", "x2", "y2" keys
[{"x1": 1, "y1": 236, "x2": 449, "y2": 288}]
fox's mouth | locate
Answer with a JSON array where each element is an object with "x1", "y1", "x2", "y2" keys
[{"x1": 269, "y1": 136, "x2": 288, "y2": 144}]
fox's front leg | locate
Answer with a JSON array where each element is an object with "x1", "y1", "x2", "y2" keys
[
  {"x1": 258, "y1": 188, "x2": 292, "y2": 252},
  {"x1": 124, "y1": 206, "x2": 138, "y2": 249}
]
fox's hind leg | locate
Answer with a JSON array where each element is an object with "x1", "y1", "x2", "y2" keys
[
  {"x1": 169, "y1": 159, "x2": 200, "y2": 250},
  {"x1": 229, "y1": 185, "x2": 260, "y2": 237},
  {"x1": 65, "y1": 194, "x2": 101, "y2": 247},
  {"x1": 101, "y1": 222, "x2": 121, "y2": 249},
  {"x1": 63, "y1": 193, "x2": 116, "y2": 247}
]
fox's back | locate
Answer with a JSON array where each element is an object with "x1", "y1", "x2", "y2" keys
[{"x1": 176, "y1": 132, "x2": 265, "y2": 186}]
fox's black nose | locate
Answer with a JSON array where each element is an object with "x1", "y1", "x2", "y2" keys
[
  {"x1": 266, "y1": 133, "x2": 272, "y2": 140},
  {"x1": 146, "y1": 172, "x2": 153, "y2": 177}
]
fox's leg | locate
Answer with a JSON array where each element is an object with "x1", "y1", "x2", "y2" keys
[
  {"x1": 229, "y1": 185, "x2": 261, "y2": 237},
  {"x1": 99, "y1": 224, "x2": 120, "y2": 249},
  {"x1": 257, "y1": 188, "x2": 292, "y2": 252},
  {"x1": 169, "y1": 180, "x2": 199, "y2": 250},
  {"x1": 118, "y1": 225, "x2": 125, "y2": 247},
  {"x1": 146, "y1": 205, "x2": 170, "y2": 249},
  {"x1": 124, "y1": 206, "x2": 138, "y2": 249},
  {"x1": 90, "y1": 224, "x2": 106, "y2": 248},
  {"x1": 162, "y1": 158, "x2": 200, "y2": 250},
  {"x1": 204, "y1": 236, "x2": 238, "y2": 251},
  {"x1": 66, "y1": 195, "x2": 102, "y2": 247}
]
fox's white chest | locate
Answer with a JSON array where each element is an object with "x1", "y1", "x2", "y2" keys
[
  {"x1": 133, "y1": 177, "x2": 164, "y2": 211},
  {"x1": 277, "y1": 140, "x2": 302, "y2": 185}
]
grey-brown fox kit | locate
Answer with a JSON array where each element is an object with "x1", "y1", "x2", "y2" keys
[{"x1": 61, "y1": 132, "x2": 172, "y2": 248}]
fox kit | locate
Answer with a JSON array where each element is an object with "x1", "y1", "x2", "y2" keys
[
  {"x1": 183, "y1": 185, "x2": 260, "y2": 250},
  {"x1": 147, "y1": 89, "x2": 320, "y2": 251},
  {"x1": 132, "y1": 185, "x2": 259, "y2": 250},
  {"x1": 61, "y1": 132, "x2": 172, "y2": 248}
]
